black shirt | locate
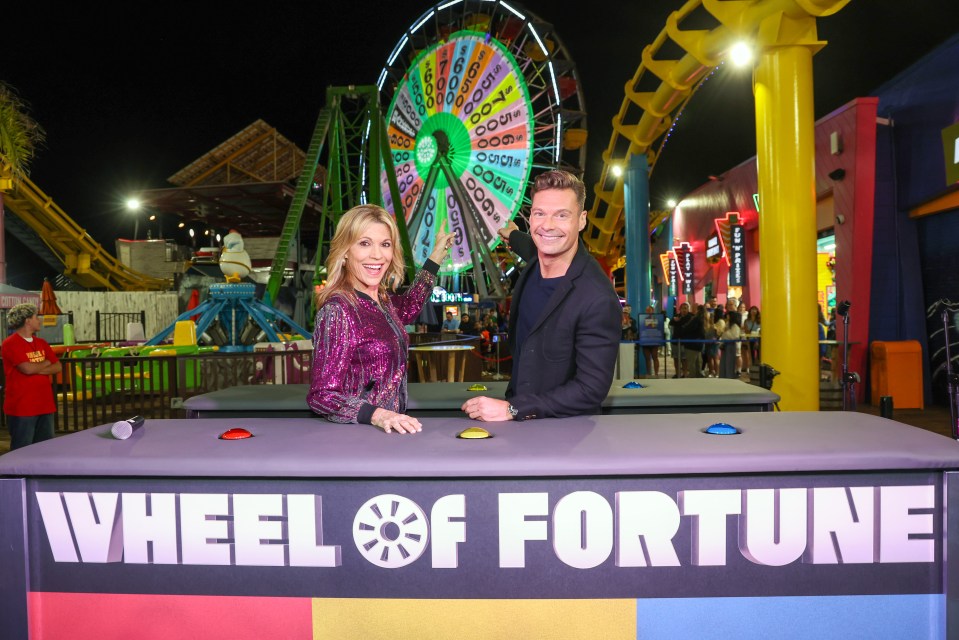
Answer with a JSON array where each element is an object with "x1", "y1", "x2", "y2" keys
[{"x1": 516, "y1": 267, "x2": 563, "y2": 354}]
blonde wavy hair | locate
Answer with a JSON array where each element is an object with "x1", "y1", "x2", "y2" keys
[{"x1": 315, "y1": 204, "x2": 406, "y2": 308}]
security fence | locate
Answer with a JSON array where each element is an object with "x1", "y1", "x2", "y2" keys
[{"x1": 1, "y1": 349, "x2": 313, "y2": 432}]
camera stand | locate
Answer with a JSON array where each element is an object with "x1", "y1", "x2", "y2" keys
[
  {"x1": 944, "y1": 308, "x2": 959, "y2": 440},
  {"x1": 838, "y1": 301, "x2": 860, "y2": 412}
]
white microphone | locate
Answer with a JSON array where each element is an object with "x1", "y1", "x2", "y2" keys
[{"x1": 111, "y1": 416, "x2": 145, "y2": 440}]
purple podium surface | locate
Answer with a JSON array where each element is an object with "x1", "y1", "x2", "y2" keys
[
  {"x1": 1, "y1": 412, "x2": 957, "y2": 639},
  {"x1": 183, "y1": 378, "x2": 780, "y2": 419},
  {"x1": 0, "y1": 412, "x2": 954, "y2": 478}
]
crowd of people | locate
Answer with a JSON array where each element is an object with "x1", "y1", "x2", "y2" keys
[
  {"x1": 618, "y1": 297, "x2": 762, "y2": 380},
  {"x1": 0, "y1": 165, "x2": 830, "y2": 450},
  {"x1": 446, "y1": 295, "x2": 780, "y2": 382}
]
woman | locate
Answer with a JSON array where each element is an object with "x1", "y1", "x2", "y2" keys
[
  {"x1": 641, "y1": 305, "x2": 661, "y2": 378},
  {"x1": 308, "y1": 204, "x2": 452, "y2": 434},
  {"x1": 703, "y1": 310, "x2": 718, "y2": 377},
  {"x1": 707, "y1": 314, "x2": 725, "y2": 378},
  {"x1": 720, "y1": 310, "x2": 743, "y2": 379},
  {"x1": 742, "y1": 305, "x2": 761, "y2": 373},
  {"x1": 621, "y1": 305, "x2": 638, "y2": 342},
  {"x1": 818, "y1": 304, "x2": 829, "y2": 359},
  {"x1": 683, "y1": 303, "x2": 707, "y2": 378}
]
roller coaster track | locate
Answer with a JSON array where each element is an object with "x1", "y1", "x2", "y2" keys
[
  {"x1": 0, "y1": 165, "x2": 171, "y2": 291},
  {"x1": 585, "y1": 0, "x2": 848, "y2": 269}
]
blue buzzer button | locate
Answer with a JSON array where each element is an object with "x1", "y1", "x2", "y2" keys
[
  {"x1": 704, "y1": 423, "x2": 740, "y2": 435},
  {"x1": 623, "y1": 381, "x2": 645, "y2": 389}
]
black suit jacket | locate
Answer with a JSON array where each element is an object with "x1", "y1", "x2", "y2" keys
[{"x1": 504, "y1": 231, "x2": 621, "y2": 419}]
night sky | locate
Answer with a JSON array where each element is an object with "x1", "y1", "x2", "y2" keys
[{"x1": 3, "y1": 1, "x2": 957, "y2": 289}]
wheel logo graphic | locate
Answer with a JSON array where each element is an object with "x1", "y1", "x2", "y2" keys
[{"x1": 353, "y1": 494, "x2": 430, "y2": 568}]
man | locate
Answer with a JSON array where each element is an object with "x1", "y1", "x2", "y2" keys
[
  {"x1": 441, "y1": 311, "x2": 460, "y2": 333},
  {"x1": 621, "y1": 304, "x2": 638, "y2": 342},
  {"x1": 458, "y1": 313, "x2": 477, "y2": 335},
  {"x1": 683, "y1": 303, "x2": 707, "y2": 378},
  {"x1": 670, "y1": 302, "x2": 692, "y2": 377},
  {"x1": 722, "y1": 296, "x2": 738, "y2": 321},
  {"x1": 2, "y1": 303, "x2": 62, "y2": 449},
  {"x1": 621, "y1": 304, "x2": 639, "y2": 377},
  {"x1": 705, "y1": 296, "x2": 718, "y2": 315},
  {"x1": 461, "y1": 170, "x2": 621, "y2": 421}
]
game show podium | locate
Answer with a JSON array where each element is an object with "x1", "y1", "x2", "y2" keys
[
  {"x1": 1, "y1": 411, "x2": 958, "y2": 638},
  {"x1": 184, "y1": 378, "x2": 779, "y2": 419}
]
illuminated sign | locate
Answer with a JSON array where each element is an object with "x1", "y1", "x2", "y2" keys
[
  {"x1": 668, "y1": 252, "x2": 678, "y2": 297},
  {"x1": 942, "y1": 120, "x2": 959, "y2": 185},
  {"x1": 683, "y1": 253, "x2": 693, "y2": 294},
  {"x1": 729, "y1": 223, "x2": 745, "y2": 287},
  {"x1": 659, "y1": 253, "x2": 672, "y2": 286},
  {"x1": 705, "y1": 233, "x2": 721, "y2": 263},
  {"x1": 715, "y1": 213, "x2": 745, "y2": 288},
  {"x1": 430, "y1": 291, "x2": 476, "y2": 304},
  {"x1": 672, "y1": 242, "x2": 694, "y2": 295}
]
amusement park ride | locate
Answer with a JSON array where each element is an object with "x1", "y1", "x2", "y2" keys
[
  {"x1": 3, "y1": 0, "x2": 844, "y2": 410},
  {"x1": 262, "y1": 0, "x2": 589, "y2": 308},
  {"x1": 158, "y1": 0, "x2": 591, "y2": 351},
  {"x1": 1, "y1": 0, "x2": 590, "y2": 353}
]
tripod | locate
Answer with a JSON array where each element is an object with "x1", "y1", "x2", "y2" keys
[
  {"x1": 838, "y1": 300, "x2": 860, "y2": 411},
  {"x1": 943, "y1": 308, "x2": 959, "y2": 440}
]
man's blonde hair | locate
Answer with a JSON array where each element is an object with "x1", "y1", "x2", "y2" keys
[{"x1": 7, "y1": 303, "x2": 37, "y2": 329}]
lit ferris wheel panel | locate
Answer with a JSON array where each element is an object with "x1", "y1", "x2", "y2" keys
[
  {"x1": 379, "y1": 0, "x2": 587, "y2": 284},
  {"x1": 383, "y1": 31, "x2": 533, "y2": 272}
]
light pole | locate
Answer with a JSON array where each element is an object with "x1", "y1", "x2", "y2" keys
[
  {"x1": 148, "y1": 213, "x2": 162, "y2": 240},
  {"x1": 125, "y1": 198, "x2": 141, "y2": 240}
]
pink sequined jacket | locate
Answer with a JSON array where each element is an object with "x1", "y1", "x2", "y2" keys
[{"x1": 307, "y1": 261, "x2": 438, "y2": 423}]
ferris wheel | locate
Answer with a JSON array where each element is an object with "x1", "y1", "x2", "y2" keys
[{"x1": 378, "y1": 0, "x2": 587, "y2": 297}]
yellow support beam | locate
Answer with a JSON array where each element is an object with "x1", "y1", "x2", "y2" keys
[
  {"x1": 586, "y1": 0, "x2": 850, "y2": 266},
  {"x1": 753, "y1": 10, "x2": 824, "y2": 410}
]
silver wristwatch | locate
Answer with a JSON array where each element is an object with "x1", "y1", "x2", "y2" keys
[{"x1": 507, "y1": 404, "x2": 518, "y2": 418}]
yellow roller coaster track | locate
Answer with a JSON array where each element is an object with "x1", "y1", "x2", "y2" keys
[
  {"x1": 585, "y1": 0, "x2": 848, "y2": 269},
  {"x1": 1, "y1": 165, "x2": 171, "y2": 291}
]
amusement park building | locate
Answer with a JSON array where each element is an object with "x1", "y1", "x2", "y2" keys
[{"x1": 656, "y1": 32, "x2": 959, "y2": 406}]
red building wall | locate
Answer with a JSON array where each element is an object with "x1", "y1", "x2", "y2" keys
[{"x1": 667, "y1": 98, "x2": 879, "y2": 401}]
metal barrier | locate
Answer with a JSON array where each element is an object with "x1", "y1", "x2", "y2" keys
[
  {"x1": 95, "y1": 310, "x2": 147, "y2": 342},
  {"x1": 0, "y1": 350, "x2": 314, "y2": 432}
]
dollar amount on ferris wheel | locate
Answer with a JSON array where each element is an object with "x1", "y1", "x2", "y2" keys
[{"x1": 382, "y1": 30, "x2": 534, "y2": 273}]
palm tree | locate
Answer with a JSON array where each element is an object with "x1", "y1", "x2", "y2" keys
[
  {"x1": 1, "y1": 81, "x2": 46, "y2": 283},
  {"x1": 0, "y1": 80, "x2": 45, "y2": 186}
]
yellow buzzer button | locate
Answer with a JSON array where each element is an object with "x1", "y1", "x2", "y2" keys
[
  {"x1": 457, "y1": 427, "x2": 492, "y2": 439},
  {"x1": 467, "y1": 384, "x2": 488, "y2": 392}
]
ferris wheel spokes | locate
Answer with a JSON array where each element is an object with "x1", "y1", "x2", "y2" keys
[
  {"x1": 406, "y1": 162, "x2": 442, "y2": 261},
  {"x1": 438, "y1": 155, "x2": 506, "y2": 299},
  {"x1": 380, "y1": 2, "x2": 586, "y2": 294}
]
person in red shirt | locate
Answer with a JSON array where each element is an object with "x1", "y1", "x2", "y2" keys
[{"x1": 2, "y1": 303, "x2": 61, "y2": 450}]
